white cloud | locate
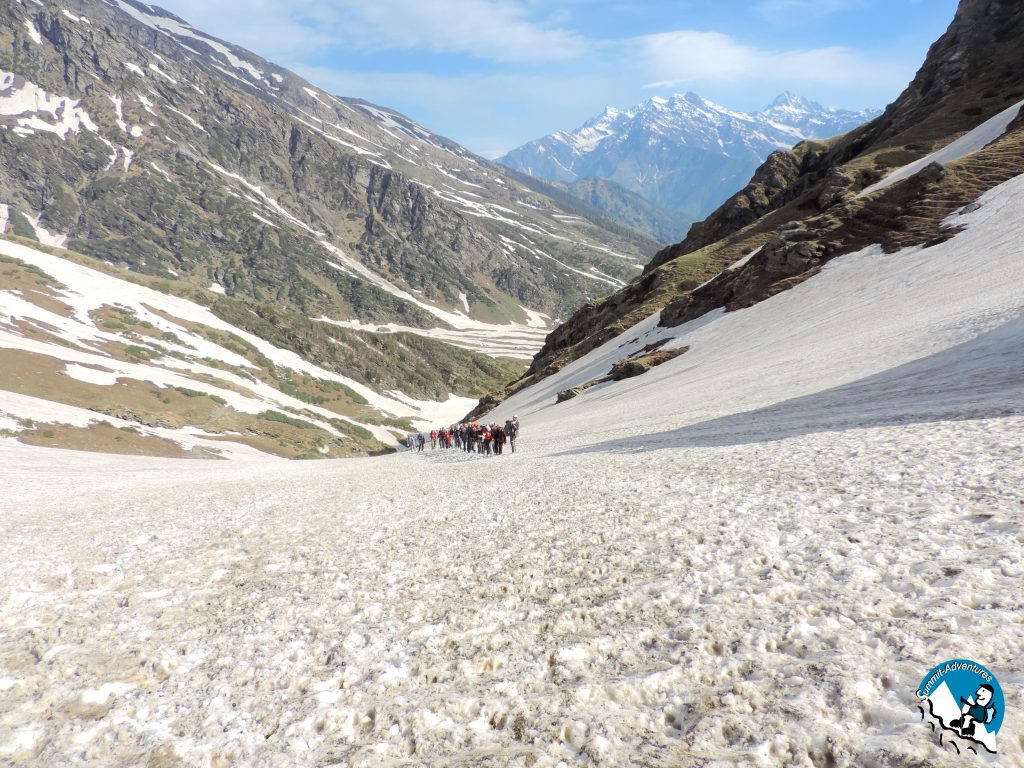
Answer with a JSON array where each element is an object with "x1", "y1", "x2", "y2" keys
[
  {"x1": 336, "y1": 0, "x2": 589, "y2": 62},
  {"x1": 151, "y1": 0, "x2": 587, "y2": 64},
  {"x1": 636, "y1": 30, "x2": 897, "y2": 91}
]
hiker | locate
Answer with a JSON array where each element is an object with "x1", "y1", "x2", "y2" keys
[{"x1": 406, "y1": 418, "x2": 521, "y2": 457}]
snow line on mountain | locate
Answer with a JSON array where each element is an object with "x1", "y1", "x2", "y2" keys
[
  {"x1": 0, "y1": 239, "x2": 473, "y2": 436},
  {"x1": 111, "y1": 0, "x2": 267, "y2": 85},
  {"x1": 860, "y1": 98, "x2": 1024, "y2": 197}
]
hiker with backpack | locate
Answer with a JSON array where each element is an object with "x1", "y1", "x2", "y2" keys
[{"x1": 505, "y1": 419, "x2": 518, "y2": 453}]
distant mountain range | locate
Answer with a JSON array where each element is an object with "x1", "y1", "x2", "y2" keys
[{"x1": 500, "y1": 92, "x2": 880, "y2": 239}]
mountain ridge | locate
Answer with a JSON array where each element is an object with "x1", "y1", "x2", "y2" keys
[
  {"x1": 470, "y1": 0, "x2": 1024, "y2": 421},
  {"x1": 0, "y1": 0, "x2": 656, "y2": 458},
  {"x1": 499, "y1": 91, "x2": 880, "y2": 224}
]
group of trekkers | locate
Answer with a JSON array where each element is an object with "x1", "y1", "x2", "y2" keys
[{"x1": 406, "y1": 416, "x2": 520, "y2": 456}]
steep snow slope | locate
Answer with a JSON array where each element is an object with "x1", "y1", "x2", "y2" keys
[
  {"x1": 494, "y1": 172, "x2": 1024, "y2": 434},
  {"x1": 860, "y1": 98, "x2": 1024, "y2": 197},
  {"x1": 0, "y1": 182, "x2": 1021, "y2": 764}
]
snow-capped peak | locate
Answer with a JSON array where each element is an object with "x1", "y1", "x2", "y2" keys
[
  {"x1": 499, "y1": 91, "x2": 881, "y2": 217},
  {"x1": 769, "y1": 90, "x2": 815, "y2": 110}
]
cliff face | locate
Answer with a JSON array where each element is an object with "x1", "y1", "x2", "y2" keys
[{"x1": 471, "y1": 0, "x2": 1024, "y2": 417}]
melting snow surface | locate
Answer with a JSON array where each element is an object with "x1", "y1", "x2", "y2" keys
[{"x1": 0, "y1": 161, "x2": 1021, "y2": 764}]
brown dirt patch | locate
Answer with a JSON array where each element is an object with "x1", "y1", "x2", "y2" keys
[
  {"x1": 17, "y1": 422, "x2": 211, "y2": 459},
  {"x1": 0, "y1": 348, "x2": 224, "y2": 428},
  {"x1": 0, "y1": 256, "x2": 75, "y2": 318}
]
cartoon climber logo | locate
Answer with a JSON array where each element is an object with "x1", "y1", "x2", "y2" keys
[{"x1": 917, "y1": 659, "x2": 1004, "y2": 755}]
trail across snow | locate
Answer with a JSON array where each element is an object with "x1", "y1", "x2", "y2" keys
[{"x1": 0, "y1": 175, "x2": 1023, "y2": 765}]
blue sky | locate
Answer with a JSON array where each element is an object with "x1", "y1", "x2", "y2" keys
[{"x1": 153, "y1": 0, "x2": 960, "y2": 157}]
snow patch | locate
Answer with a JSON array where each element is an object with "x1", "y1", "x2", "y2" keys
[
  {"x1": 23, "y1": 19, "x2": 42, "y2": 45},
  {"x1": 0, "y1": 73, "x2": 99, "y2": 140},
  {"x1": 860, "y1": 99, "x2": 1024, "y2": 196},
  {"x1": 23, "y1": 213, "x2": 66, "y2": 248},
  {"x1": 164, "y1": 103, "x2": 204, "y2": 132},
  {"x1": 63, "y1": 364, "x2": 120, "y2": 386},
  {"x1": 147, "y1": 63, "x2": 177, "y2": 85},
  {"x1": 60, "y1": 9, "x2": 89, "y2": 23}
]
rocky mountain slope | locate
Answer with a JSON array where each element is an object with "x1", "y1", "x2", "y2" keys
[
  {"x1": 499, "y1": 92, "x2": 879, "y2": 227},
  {"x1": 0, "y1": 0, "x2": 657, "y2": 458},
  {"x1": 548, "y1": 176, "x2": 688, "y2": 244},
  {"x1": 472, "y1": 0, "x2": 1024, "y2": 419}
]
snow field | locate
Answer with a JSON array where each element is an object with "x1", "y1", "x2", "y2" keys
[
  {"x1": 0, "y1": 72, "x2": 99, "y2": 140},
  {"x1": 0, "y1": 413, "x2": 1021, "y2": 766},
  {"x1": 494, "y1": 172, "x2": 1024, "y2": 438}
]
